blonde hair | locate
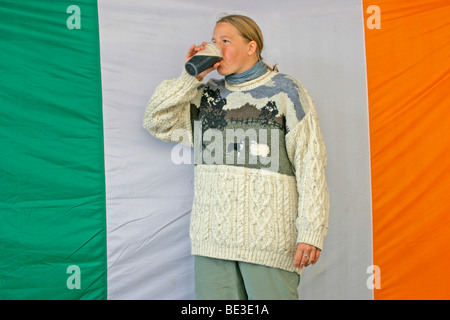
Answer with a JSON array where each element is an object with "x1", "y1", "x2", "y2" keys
[{"x1": 216, "y1": 14, "x2": 279, "y2": 72}]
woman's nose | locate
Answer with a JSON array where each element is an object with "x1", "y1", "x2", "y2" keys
[{"x1": 216, "y1": 43, "x2": 225, "y2": 54}]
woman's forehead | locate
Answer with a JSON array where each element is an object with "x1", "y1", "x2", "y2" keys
[{"x1": 212, "y1": 22, "x2": 239, "y2": 39}]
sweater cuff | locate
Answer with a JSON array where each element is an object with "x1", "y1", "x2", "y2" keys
[
  {"x1": 297, "y1": 229, "x2": 325, "y2": 251},
  {"x1": 179, "y1": 68, "x2": 202, "y2": 86}
]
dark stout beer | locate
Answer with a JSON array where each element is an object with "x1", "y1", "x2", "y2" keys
[{"x1": 185, "y1": 43, "x2": 223, "y2": 76}]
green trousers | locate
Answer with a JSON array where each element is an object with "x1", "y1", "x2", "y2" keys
[{"x1": 194, "y1": 255, "x2": 300, "y2": 300}]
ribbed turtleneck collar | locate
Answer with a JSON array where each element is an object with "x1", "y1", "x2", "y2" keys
[{"x1": 225, "y1": 60, "x2": 268, "y2": 85}]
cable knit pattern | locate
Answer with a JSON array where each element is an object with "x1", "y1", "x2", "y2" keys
[
  {"x1": 143, "y1": 69, "x2": 329, "y2": 274},
  {"x1": 189, "y1": 165, "x2": 299, "y2": 271},
  {"x1": 284, "y1": 80, "x2": 329, "y2": 250},
  {"x1": 143, "y1": 71, "x2": 200, "y2": 146}
]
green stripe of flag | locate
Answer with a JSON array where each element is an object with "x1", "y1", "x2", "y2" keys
[{"x1": 0, "y1": 0, "x2": 106, "y2": 299}]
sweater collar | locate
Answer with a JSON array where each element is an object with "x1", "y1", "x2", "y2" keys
[{"x1": 225, "y1": 60, "x2": 268, "y2": 85}]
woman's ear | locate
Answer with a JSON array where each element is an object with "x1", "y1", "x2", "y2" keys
[{"x1": 248, "y1": 40, "x2": 257, "y2": 56}]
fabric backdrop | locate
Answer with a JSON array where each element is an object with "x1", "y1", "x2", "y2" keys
[{"x1": 0, "y1": 0, "x2": 448, "y2": 300}]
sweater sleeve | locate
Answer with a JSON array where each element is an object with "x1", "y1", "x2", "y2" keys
[
  {"x1": 142, "y1": 69, "x2": 202, "y2": 146},
  {"x1": 285, "y1": 82, "x2": 330, "y2": 250}
]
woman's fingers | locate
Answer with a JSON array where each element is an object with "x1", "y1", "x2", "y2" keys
[
  {"x1": 185, "y1": 42, "x2": 208, "y2": 63},
  {"x1": 302, "y1": 248, "x2": 312, "y2": 268},
  {"x1": 294, "y1": 243, "x2": 322, "y2": 269},
  {"x1": 185, "y1": 44, "x2": 195, "y2": 62},
  {"x1": 195, "y1": 61, "x2": 221, "y2": 81},
  {"x1": 311, "y1": 248, "x2": 321, "y2": 265}
]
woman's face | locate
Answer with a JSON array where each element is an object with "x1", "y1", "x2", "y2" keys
[{"x1": 212, "y1": 22, "x2": 258, "y2": 76}]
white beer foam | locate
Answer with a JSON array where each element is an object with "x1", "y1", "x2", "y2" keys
[{"x1": 196, "y1": 43, "x2": 223, "y2": 57}]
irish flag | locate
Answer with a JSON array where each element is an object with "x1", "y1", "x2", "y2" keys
[{"x1": 1, "y1": 0, "x2": 449, "y2": 300}]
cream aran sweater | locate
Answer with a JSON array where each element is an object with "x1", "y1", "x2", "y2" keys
[{"x1": 143, "y1": 68, "x2": 329, "y2": 274}]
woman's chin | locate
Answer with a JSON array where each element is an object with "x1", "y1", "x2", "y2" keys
[{"x1": 217, "y1": 66, "x2": 230, "y2": 76}]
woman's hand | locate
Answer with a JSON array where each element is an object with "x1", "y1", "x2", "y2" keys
[
  {"x1": 294, "y1": 243, "x2": 321, "y2": 270},
  {"x1": 185, "y1": 42, "x2": 220, "y2": 81}
]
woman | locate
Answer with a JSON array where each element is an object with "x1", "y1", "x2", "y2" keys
[{"x1": 143, "y1": 14, "x2": 329, "y2": 300}]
